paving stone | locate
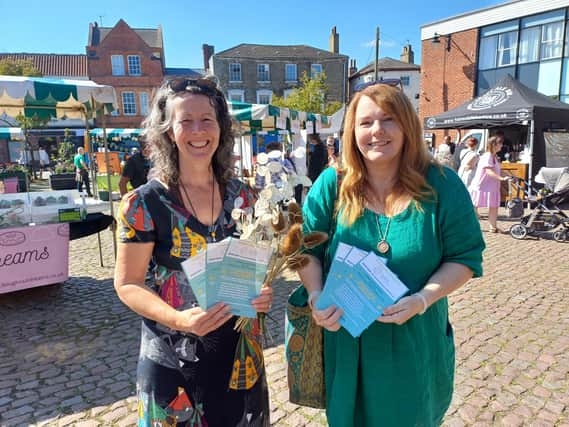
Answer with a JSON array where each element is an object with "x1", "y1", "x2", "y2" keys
[{"x1": 1, "y1": 210, "x2": 568, "y2": 426}]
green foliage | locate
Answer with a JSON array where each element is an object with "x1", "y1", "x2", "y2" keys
[
  {"x1": 54, "y1": 129, "x2": 76, "y2": 174},
  {"x1": 272, "y1": 72, "x2": 341, "y2": 116},
  {"x1": 15, "y1": 113, "x2": 49, "y2": 131},
  {"x1": 0, "y1": 59, "x2": 42, "y2": 77}
]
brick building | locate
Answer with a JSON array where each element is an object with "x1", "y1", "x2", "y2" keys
[
  {"x1": 209, "y1": 27, "x2": 349, "y2": 105},
  {"x1": 420, "y1": 0, "x2": 569, "y2": 145}
]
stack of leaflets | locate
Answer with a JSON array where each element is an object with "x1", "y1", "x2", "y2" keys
[
  {"x1": 181, "y1": 237, "x2": 272, "y2": 318},
  {"x1": 315, "y1": 242, "x2": 409, "y2": 337}
]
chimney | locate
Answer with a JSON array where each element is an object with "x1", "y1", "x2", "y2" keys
[
  {"x1": 400, "y1": 44, "x2": 414, "y2": 64},
  {"x1": 329, "y1": 26, "x2": 339, "y2": 54},
  {"x1": 348, "y1": 59, "x2": 357, "y2": 76},
  {"x1": 202, "y1": 44, "x2": 215, "y2": 72}
]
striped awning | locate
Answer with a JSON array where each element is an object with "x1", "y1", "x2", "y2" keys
[
  {"x1": 0, "y1": 75, "x2": 118, "y2": 121},
  {"x1": 89, "y1": 128, "x2": 142, "y2": 139},
  {"x1": 0, "y1": 127, "x2": 24, "y2": 140}
]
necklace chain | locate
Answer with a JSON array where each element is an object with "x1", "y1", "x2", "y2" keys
[
  {"x1": 375, "y1": 214, "x2": 392, "y2": 254},
  {"x1": 179, "y1": 177, "x2": 217, "y2": 241}
]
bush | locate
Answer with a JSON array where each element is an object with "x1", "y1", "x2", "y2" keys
[{"x1": 54, "y1": 129, "x2": 76, "y2": 174}]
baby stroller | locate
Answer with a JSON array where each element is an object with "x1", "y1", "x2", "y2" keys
[{"x1": 509, "y1": 167, "x2": 569, "y2": 242}]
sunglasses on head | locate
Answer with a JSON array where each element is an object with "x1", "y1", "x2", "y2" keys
[
  {"x1": 353, "y1": 78, "x2": 403, "y2": 93},
  {"x1": 166, "y1": 77, "x2": 219, "y2": 94}
]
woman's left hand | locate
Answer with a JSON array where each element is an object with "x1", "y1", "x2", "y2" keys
[
  {"x1": 376, "y1": 294, "x2": 424, "y2": 325},
  {"x1": 252, "y1": 285, "x2": 273, "y2": 313}
]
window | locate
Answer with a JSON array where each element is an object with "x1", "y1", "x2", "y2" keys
[
  {"x1": 139, "y1": 92, "x2": 149, "y2": 116},
  {"x1": 479, "y1": 36, "x2": 498, "y2": 70},
  {"x1": 122, "y1": 92, "x2": 137, "y2": 115},
  {"x1": 228, "y1": 89, "x2": 244, "y2": 102},
  {"x1": 283, "y1": 89, "x2": 294, "y2": 99},
  {"x1": 128, "y1": 55, "x2": 141, "y2": 76},
  {"x1": 541, "y1": 21, "x2": 564, "y2": 60},
  {"x1": 111, "y1": 55, "x2": 125, "y2": 76},
  {"x1": 497, "y1": 31, "x2": 518, "y2": 67},
  {"x1": 257, "y1": 90, "x2": 272, "y2": 104},
  {"x1": 257, "y1": 64, "x2": 270, "y2": 82},
  {"x1": 285, "y1": 64, "x2": 297, "y2": 81},
  {"x1": 229, "y1": 63, "x2": 241, "y2": 82},
  {"x1": 400, "y1": 75, "x2": 410, "y2": 86},
  {"x1": 518, "y1": 27, "x2": 540, "y2": 64},
  {"x1": 311, "y1": 64, "x2": 322, "y2": 79}
]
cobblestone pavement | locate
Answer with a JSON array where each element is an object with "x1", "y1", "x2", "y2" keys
[{"x1": 0, "y1": 211, "x2": 568, "y2": 426}]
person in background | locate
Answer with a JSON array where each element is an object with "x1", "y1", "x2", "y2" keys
[
  {"x1": 114, "y1": 76, "x2": 272, "y2": 427},
  {"x1": 326, "y1": 135, "x2": 339, "y2": 168},
  {"x1": 74, "y1": 147, "x2": 92, "y2": 197},
  {"x1": 494, "y1": 130, "x2": 511, "y2": 161},
  {"x1": 119, "y1": 142, "x2": 150, "y2": 197},
  {"x1": 307, "y1": 134, "x2": 327, "y2": 183},
  {"x1": 298, "y1": 83, "x2": 484, "y2": 426},
  {"x1": 457, "y1": 137, "x2": 479, "y2": 188},
  {"x1": 434, "y1": 135, "x2": 457, "y2": 170},
  {"x1": 254, "y1": 141, "x2": 295, "y2": 190},
  {"x1": 469, "y1": 136, "x2": 511, "y2": 233},
  {"x1": 38, "y1": 147, "x2": 51, "y2": 179}
]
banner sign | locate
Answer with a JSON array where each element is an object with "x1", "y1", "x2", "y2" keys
[{"x1": 0, "y1": 223, "x2": 69, "y2": 294}]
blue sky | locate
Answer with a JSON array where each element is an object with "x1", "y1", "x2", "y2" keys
[{"x1": 1, "y1": 0, "x2": 505, "y2": 70}]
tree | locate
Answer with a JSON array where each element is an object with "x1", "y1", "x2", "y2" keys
[
  {"x1": 0, "y1": 59, "x2": 42, "y2": 77},
  {"x1": 272, "y1": 71, "x2": 342, "y2": 116}
]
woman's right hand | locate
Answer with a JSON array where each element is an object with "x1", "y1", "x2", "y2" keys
[
  {"x1": 174, "y1": 303, "x2": 233, "y2": 336},
  {"x1": 312, "y1": 305, "x2": 343, "y2": 332}
]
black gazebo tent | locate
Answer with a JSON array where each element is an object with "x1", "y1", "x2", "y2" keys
[{"x1": 424, "y1": 74, "x2": 569, "y2": 187}]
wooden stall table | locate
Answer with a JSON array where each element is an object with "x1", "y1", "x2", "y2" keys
[{"x1": 501, "y1": 162, "x2": 528, "y2": 202}]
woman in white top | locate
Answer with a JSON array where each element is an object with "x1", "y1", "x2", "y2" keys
[{"x1": 457, "y1": 137, "x2": 479, "y2": 188}]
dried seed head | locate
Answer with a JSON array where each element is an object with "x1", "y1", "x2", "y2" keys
[
  {"x1": 287, "y1": 202, "x2": 303, "y2": 225},
  {"x1": 271, "y1": 211, "x2": 286, "y2": 233},
  {"x1": 302, "y1": 231, "x2": 329, "y2": 249},
  {"x1": 286, "y1": 254, "x2": 310, "y2": 271},
  {"x1": 281, "y1": 223, "x2": 303, "y2": 256}
]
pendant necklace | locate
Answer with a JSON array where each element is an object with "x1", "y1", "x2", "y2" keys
[
  {"x1": 180, "y1": 176, "x2": 217, "y2": 241},
  {"x1": 375, "y1": 214, "x2": 392, "y2": 254}
]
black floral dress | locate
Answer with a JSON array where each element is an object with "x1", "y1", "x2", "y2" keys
[{"x1": 117, "y1": 178, "x2": 269, "y2": 427}]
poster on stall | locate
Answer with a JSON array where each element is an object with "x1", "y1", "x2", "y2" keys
[{"x1": 0, "y1": 223, "x2": 70, "y2": 294}]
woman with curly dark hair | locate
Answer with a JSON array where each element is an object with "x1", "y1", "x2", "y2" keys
[{"x1": 114, "y1": 76, "x2": 272, "y2": 426}]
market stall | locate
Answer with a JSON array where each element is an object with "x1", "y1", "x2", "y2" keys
[
  {"x1": 424, "y1": 74, "x2": 569, "y2": 189},
  {"x1": 0, "y1": 76, "x2": 118, "y2": 293}
]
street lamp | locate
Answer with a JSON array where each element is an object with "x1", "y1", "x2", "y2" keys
[{"x1": 432, "y1": 32, "x2": 451, "y2": 51}]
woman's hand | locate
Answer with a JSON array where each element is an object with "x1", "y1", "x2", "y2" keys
[
  {"x1": 252, "y1": 285, "x2": 273, "y2": 313},
  {"x1": 312, "y1": 305, "x2": 343, "y2": 332},
  {"x1": 377, "y1": 294, "x2": 425, "y2": 325},
  {"x1": 175, "y1": 303, "x2": 233, "y2": 336}
]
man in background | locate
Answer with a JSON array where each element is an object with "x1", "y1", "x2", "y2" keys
[
  {"x1": 119, "y1": 144, "x2": 150, "y2": 197},
  {"x1": 307, "y1": 134, "x2": 327, "y2": 184},
  {"x1": 74, "y1": 147, "x2": 92, "y2": 197}
]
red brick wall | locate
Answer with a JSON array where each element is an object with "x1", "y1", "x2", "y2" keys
[
  {"x1": 87, "y1": 21, "x2": 164, "y2": 128},
  {"x1": 420, "y1": 28, "x2": 479, "y2": 146}
]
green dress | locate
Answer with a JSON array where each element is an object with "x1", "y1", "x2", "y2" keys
[{"x1": 302, "y1": 166, "x2": 485, "y2": 427}]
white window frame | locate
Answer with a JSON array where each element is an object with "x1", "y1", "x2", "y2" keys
[
  {"x1": 285, "y1": 64, "x2": 297, "y2": 82},
  {"x1": 127, "y1": 55, "x2": 141, "y2": 76},
  {"x1": 228, "y1": 89, "x2": 245, "y2": 102},
  {"x1": 257, "y1": 64, "x2": 270, "y2": 82},
  {"x1": 497, "y1": 31, "x2": 518, "y2": 67},
  {"x1": 541, "y1": 21, "x2": 564, "y2": 60},
  {"x1": 122, "y1": 92, "x2": 137, "y2": 116},
  {"x1": 256, "y1": 89, "x2": 272, "y2": 104},
  {"x1": 111, "y1": 55, "x2": 125, "y2": 76},
  {"x1": 311, "y1": 64, "x2": 322, "y2": 79},
  {"x1": 400, "y1": 75, "x2": 410, "y2": 86},
  {"x1": 139, "y1": 92, "x2": 149, "y2": 116},
  {"x1": 229, "y1": 63, "x2": 242, "y2": 82}
]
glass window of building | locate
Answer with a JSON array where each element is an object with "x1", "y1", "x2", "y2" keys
[
  {"x1": 285, "y1": 64, "x2": 297, "y2": 81},
  {"x1": 128, "y1": 55, "x2": 141, "y2": 76},
  {"x1": 257, "y1": 90, "x2": 272, "y2": 104},
  {"x1": 139, "y1": 92, "x2": 149, "y2": 116},
  {"x1": 229, "y1": 63, "x2": 241, "y2": 82},
  {"x1": 497, "y1": 31, "x2": 518, "y2": 67},
  {"x1": 400, "y1": 75, "x2": 410, "y2": 86},
  {"x1": 228, "y1": 89, "x2": 244, "y2": 102},
  {"x1": 257, "y1": 64, "x2": 270, "y2": 82},
  {"x1": 541, "y1": 21, "x2": 564, "y2": 60},
  {"x1": 311, "y1": 64, "x2": 322, "y2": 79},
  {"x1": 122, "y1": 92, "x2": 137, "y2": 116},
  {"x1": 111, "y1": 55, "x2": 125, "y2": 76}
]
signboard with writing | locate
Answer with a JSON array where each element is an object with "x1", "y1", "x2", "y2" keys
[
  {"x1": 58, "y1": 207, "x2": 81, "y2": 223},
  {"x1": 0, "y1": 223, "x2": 69, "y2": 294}
]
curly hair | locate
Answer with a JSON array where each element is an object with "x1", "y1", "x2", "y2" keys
[
  {"x1": 141, "y1": 75, "x2": 234, "y2": 186},
  {"x1": 339, "y1": 84, "x2": 435, "y2": 225}
]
